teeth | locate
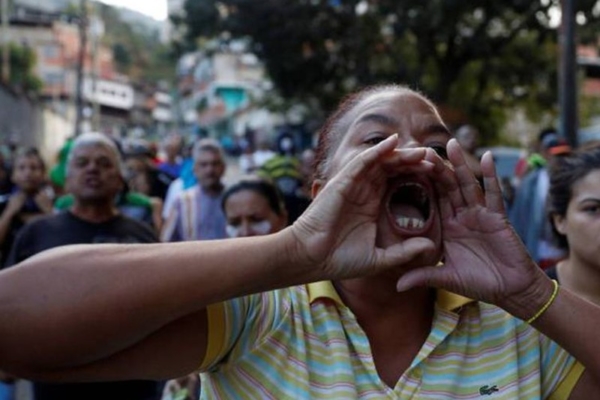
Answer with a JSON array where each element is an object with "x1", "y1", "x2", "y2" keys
[{"x1": 396, "y1": 217, "x2": 425, "y2": 229}]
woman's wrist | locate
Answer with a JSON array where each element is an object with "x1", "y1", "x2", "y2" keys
[
  {"x1": 278, "y1": 226, "x2": 327, "y2": 285},
  {"x1": 497, "y1": 274, "x2": 557, "y2": 322},
  {"x1": 526, "y1": 280, "x2": 559, "y2": 324}
]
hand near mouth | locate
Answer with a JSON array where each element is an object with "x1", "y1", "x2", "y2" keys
[
  {"x1": 396, "y1": 139, "x2": 551, "y2": 321},
  {"x1": 291, "y1": 134, "x2": 437, "y2": 281}
]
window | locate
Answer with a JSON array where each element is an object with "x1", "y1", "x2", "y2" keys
[
  {"x1": 42, "y1": 45, "x2": 60, "y2": 59},
  {"x1": 44, "y1": 72, "x2": 64, "y2": 84}
]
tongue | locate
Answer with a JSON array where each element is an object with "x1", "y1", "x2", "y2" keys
[{"x1": 391, "y1": 204, "x2": 424, "y2": 220}]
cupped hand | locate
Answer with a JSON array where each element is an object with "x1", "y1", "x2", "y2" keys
[
  {"x1": 396, "y1": 139, "x2": 548, "y2": 309},
  {"x1": 291, "y1": 134, "x2": 436, "y2": 281}
]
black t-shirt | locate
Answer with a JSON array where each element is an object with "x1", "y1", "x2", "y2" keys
[
  {"x1": 148, "y1": 168, "x2": 174, "y2": 200},
  {"x1": 5, "y1": 211, "x2": 162, "y2": 400},
  {"x1": 6, "y1": 211, "x2": 158, "y2": 266},
  {"x1": 0, "y1": 193, "x2": 45, "y2": 267}
]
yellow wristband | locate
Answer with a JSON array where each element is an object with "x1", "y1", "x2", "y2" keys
[{"x1": 527, "y1": 279, "x2": 559, "y2": 324}]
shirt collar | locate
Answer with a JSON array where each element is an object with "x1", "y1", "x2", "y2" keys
[
  {"x1": 307, "y1": 281, "x2": 345, "y2": 306},
  {"x1": 307, "y1": 281, "x2": 473, "y2": 312}
]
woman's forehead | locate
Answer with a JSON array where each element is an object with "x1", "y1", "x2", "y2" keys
[
  {"x1": 355, "y1": 91, "x2": 437, "y2": 117},
  {"x1": 572, "y1": 169, "x2": 600, "y2": 196},
  {"x1": 226, "y1": 190, "x2": 272, "y2": 213},
  {"x1": 228, "y1": 188, "x2": 267, "y2": 204},
  {"x1": 338, "y1": 91, "x2": 435, "y2": 132},
  {"x1": 341, "y1": 92, "x2": 445, "y2": 138}
]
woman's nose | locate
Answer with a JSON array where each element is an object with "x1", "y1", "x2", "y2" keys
[
  {"x1": 239, "y1": 221, "x2": 254, "y2": 237},
  {"x1": 396, "y1": 136, "x2": 420, "y2": 149}
]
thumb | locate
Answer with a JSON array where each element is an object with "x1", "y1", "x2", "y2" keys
[
  {"x1": 378, "y1": 237, "x2": 435, "y2": 270},
  {"x1": 396, "y1": 264, "x2": 453, "y2": 292}
]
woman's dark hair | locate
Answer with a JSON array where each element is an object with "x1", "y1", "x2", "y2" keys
[
  {"x1": 14, "y1": 147, "x2": 46, "y2": 171},
  {"x1": 548, "y1": 144, "x2": 600, "y2": 249},
  {"x1": 222, "y1": 177, "x2": 286, "y2": 216},
  {"x1": 313, "y1": 84, "x2": 434, "y2": 180}
]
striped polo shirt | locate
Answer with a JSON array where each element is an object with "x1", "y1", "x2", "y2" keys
[{"x1": 199, "y1": 281, "x2": 583, "y2": 399}]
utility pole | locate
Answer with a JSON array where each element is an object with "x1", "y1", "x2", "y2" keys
[
  {"x1": 90, "y1": 4, "x2": 104, "y2": 132},
  {"x1": 559, "y1": 0, "x2": 578, "y2": 148},
  {"x1": 74, "y1": 0, "x2": 88, "y2": 136},
  {"x1": 1, "y1": 0, "x2": 10, "y2": 84}
]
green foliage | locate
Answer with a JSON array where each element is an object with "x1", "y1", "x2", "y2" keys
[
  {"x1": 0, "y1": 43, "x2": 43, "y2": 94},
  {"x1": 63, "y1": 2, "x2": 80, "y2": 19},
  {"x1": 580, "y1": 96, "x2": 600, "y2": 127},
  {"x1": 112, "y1": 43, "x2": 132, "y2": 70},
  {"x1": 576, "y1": 0, "x2": 600, "y2": 44},
  {"x1": 143, "y1": 43, "x2": 178, "y2": 83},
  {"x1": 173, "y1": 0, "x2": 599, "y2": 143},
  {"x1": 97, "y1": 3, "x2": 175, "y2": 83},
  {"x1": 579, "y1": 74, "x2": 600, "y2": 127}
]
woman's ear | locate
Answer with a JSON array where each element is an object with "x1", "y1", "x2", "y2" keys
[
  {"x1": 311, "y1": 179, "x2": 324, "y2": 199},
  {"x1": 552, "y1": 213, "x2": 567, "y2": 235}
]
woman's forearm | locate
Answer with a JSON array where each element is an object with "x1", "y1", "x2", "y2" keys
[
  {"x1": 0, "y1": 227, "x2": 317, "y2": 373},
  {"x1": 501, "y1": 278, "x2": 600, "y2": 381},
  {"x1": 534, "y1": 287, "x2": 600, "y2": 380}
]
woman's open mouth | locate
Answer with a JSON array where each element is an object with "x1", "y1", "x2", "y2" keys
[{"x1": 387, "y1": 180, "x2": 433, "y2": 234}]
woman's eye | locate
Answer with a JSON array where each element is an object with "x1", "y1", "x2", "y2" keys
[
  {"x1": 364, "y1": 136, "x2": 385, "y2": 145},
  {"x1": 430, "y1": 145, "x2": 448, "y2": 159},
  {"x1": 584, "y1": 206, "x2": 600, "y2": 214}
]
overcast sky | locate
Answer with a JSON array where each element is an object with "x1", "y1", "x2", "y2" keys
[{"x1": 98, "y1": 0, "x2": 167, "y2": 20}]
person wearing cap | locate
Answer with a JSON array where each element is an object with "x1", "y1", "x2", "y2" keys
[
  {"x1": 124, "y1": 141, "x2": 174, "y2": 202},
  {"x1": 510, "y1": 128, "x2": 571, "y2": 268}
]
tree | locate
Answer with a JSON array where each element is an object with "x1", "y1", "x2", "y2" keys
[
  {"x1": 112, "y1": 43, "x2": 132, "y2": 70},
  {"x1": 174, "y1": 0, "x2": 600, "y2": 142},
  {"x1": 0, "y1": 43, "x2": 43, "y2": 94},
  {"x1": 97, "y1": 3, "x2": 176, "y2": 83}
]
